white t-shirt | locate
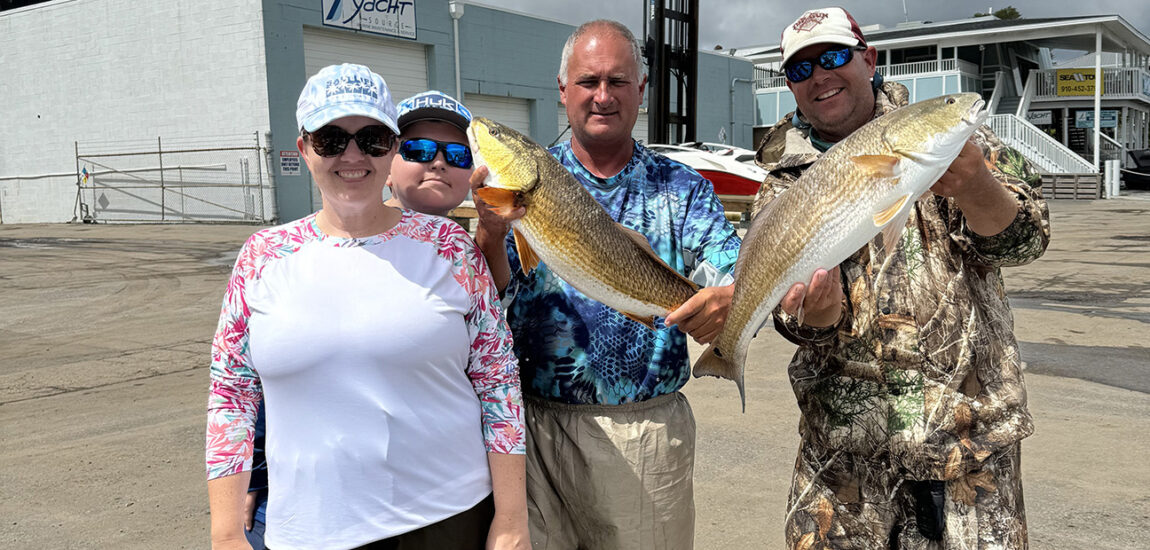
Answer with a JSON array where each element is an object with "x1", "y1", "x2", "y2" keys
[{"x1": 206, "y1": 211, "x2": 523, "y2": 549}]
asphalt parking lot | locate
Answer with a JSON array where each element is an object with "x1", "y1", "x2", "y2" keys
[{"x1": 1, "y1": 195, "x2": 1147, "y2": 549}]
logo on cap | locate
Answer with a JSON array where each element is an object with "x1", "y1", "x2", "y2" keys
[
  {"x1": 324, "y1": 74, "x2": 381, "y2": 101},
  {"x1": 793, "y1": 11, "x2": 829, "y2": 33}
]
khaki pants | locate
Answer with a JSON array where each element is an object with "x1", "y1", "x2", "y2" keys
[{"x1": 525, "y1": 392, "x2": 696, "y2": 550}]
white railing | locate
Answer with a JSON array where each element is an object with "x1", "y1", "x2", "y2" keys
[
  {"x1": 1017, "y1": 70, "x2": 1036, "y2": 116},
  {"x1": 1098, "y1": 132, "x2": 1124, "y2": 164},
  {"x1": 753, "y1": 58, "x2": 980, "y2": 91},
  {"x1": 1032, "y1": 67, "x2": 1150, "y2": 102},
  {"x1": 987, "y1": 71, "x2": 1006, "y2": 115},
  {"x1": 989, "y1": 113, "x2": 1097, "y2": 173},
  {"x1": 877, "y1": 58, "x2": 979, "y2": 78}
]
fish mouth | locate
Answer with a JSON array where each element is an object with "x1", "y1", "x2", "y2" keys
[{"x1": 964, "y1": 98, "x2": 988, "y2": 125}]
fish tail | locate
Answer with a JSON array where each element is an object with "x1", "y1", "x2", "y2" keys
[{"x1": 692, "y1": 344, "x2": 746, "y2": 412}]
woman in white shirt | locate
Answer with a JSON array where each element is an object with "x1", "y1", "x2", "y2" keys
[{"x1": 205, "y1": 64, "x2": 528, "y2": 550}]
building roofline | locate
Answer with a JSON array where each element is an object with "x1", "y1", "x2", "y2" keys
[{"x1": 730, "y1": 13, "x2": 1150, "y2": 61}]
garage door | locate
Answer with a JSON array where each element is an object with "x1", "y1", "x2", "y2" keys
[
  {"x1": 465, "y1": 94, "x2": 531, "y2": 138},
  {"x1": 303, "y1": 27, "x2": 429, "y2": 209},
  {"x1": 556, "y1": 104, "x2": 650, "y2": 146}
]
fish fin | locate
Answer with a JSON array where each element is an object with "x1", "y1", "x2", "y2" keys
[
  {"x1": 617, "y1": 223, "x2": 701, "y2": 291},
  {"x1": 474, "y1": 187, "x2": 519, "y2": 217},
  {"x1": 873, "y1": 197, "x2": 916, "y2": 265},
  {"x1": 622, "y1": 312, "x2": 658, "y2": 330},
  {"x1": 512, "y1": 228, "x2": 540, "y2": 272},
  {"x1": 849, "y1": 154, "x2": 901, "y2": 178},
  {"x1": 873, "y1": 192, "x2": 912, "y2": 227},
  {"x1": 692, "y1": 344, "x2": 747, "y2": 412}
]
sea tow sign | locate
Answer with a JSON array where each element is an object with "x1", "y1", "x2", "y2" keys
[
  {"x1": 1056, "y1": 69, "x2": 1104, "y2": 96},
  {"x1": 467, "y1": 117, "x2": 700, "y2": 328},
  {"x1": 692, "y1": 93, "x2": 988, "y2": 410}
]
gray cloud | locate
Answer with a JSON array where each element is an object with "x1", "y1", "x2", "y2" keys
[{"x1": 476, "y1": 0, "x2": 1150, "y2": 53}]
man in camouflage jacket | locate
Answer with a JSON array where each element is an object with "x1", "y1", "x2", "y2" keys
[{"x1": 755, "y1": 8, "x2": 1050, "y2": 549}]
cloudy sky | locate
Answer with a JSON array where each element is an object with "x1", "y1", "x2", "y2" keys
[{"x1": 477, "y1": 0, "x2": 1150, "y2": 52}]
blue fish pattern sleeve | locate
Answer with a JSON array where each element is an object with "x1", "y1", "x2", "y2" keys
[{"x1": 501, "y1": 141, "x2": 741, "y2": 405}]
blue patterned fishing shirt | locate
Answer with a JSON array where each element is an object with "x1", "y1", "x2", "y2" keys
[{"x1": 503, "y1": 141, "x2": 742, "y2": 405}]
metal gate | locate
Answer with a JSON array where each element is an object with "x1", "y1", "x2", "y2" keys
[{"x1": 75, "y1": 134, "x2": 275, "y2": 223}]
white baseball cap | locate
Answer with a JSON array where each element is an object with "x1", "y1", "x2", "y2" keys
[
  {"x1": 780, "y1": 7, "x2": 868, "y2": 67},
  {"x1": 295, "y1": 63, "x2": 400, "y2": 133}
]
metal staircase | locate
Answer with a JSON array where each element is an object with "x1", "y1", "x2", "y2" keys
[{"x1": 984, "y1": 71, "x2": 1096, "y2": 174}]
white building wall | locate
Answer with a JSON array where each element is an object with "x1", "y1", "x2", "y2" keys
[{"x1": 0, "y1": 0, "x2": 270, "y2": 223}]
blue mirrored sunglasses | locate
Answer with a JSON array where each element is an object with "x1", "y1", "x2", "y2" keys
[
  {"x1": 784, "y1": 47, "x2": 864, "y2": 83},
  {"x1": 399, "y1": 138, "x2": 473, "y2": 169}
]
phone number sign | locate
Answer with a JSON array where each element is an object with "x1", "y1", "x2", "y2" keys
[{"x1": 1057, "y1": 69, "x2": 1104, "y2": 96}]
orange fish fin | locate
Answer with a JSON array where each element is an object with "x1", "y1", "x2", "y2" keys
[
  {"x1": 513, "y1": 228, "x2": 540, "y2": 272},
  {"x1": 474, "y1": 187, "x2": 519, "y2": 217},
  {"x1": 850, "y1": 154, "x2": 900, "y2": 178},
  {"x1": 622, "y1": 312, "x2": 657, "y2": 329},
  {"x1": 873, "y1": 192, "x2": 912, "y2": 227},
  {"x1": 873, "y1": 194, "x2": 916, "y2": 264},
  {"x1": 616, "y1": 223, "x2": 700, "y2": 291}
]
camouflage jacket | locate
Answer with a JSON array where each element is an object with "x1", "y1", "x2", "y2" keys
[{"x1": 753, "y1": 83, "x2": 1051, "y2": 480}]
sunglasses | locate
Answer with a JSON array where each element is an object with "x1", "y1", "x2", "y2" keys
[
  {"x1": 303, "y1": 125, "x2": 396, "y2": 157},
  {"x1": 784, "y1": 47, "x2": 865, "y2": 83},
  {"x1": 398, "y1": 138, "x2": 473, "y2": 169}
]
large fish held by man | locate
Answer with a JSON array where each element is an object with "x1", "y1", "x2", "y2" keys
[
  {"x1": 692, "y1": 93, "x2": 988, "y2": 408},
  {"x1": 467, "y1": 117, "x2": 700, "y2": 327}
]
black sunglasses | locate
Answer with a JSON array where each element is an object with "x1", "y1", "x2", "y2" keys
[
  {"x1": 399, "y1": 138, "x2": 473, "y2": 169},
  {"x1": 303, "y1": 125, "x2": 396, "y2": 157},
  {"x1": 785, "y1": 47, "x2": 865, "y2": 83}
]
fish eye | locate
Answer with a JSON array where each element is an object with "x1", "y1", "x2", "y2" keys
[
  {"x1": 489, "y1": 127, "x2": 501, "y2": 137},
  {"x1": 946, "y1": 98, "x2": 956, "y2": 104}
]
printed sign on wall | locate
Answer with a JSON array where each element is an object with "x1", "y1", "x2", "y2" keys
[
  {"x1": 1026, "y1": 110, "x2": 1053, "y2": 126},
  {"x1": 280, "y1": 151, "x2": 301, "y2": 176},
  {"x1": 1074, "y1": 110, "x2": 1118, "y2": 129},
  {"x1": 1056, "y1": 69, "x2": 1104, "y2": 96},
  {"x1": 322, "y1": 0, "x2": 416, "y2": 40}
]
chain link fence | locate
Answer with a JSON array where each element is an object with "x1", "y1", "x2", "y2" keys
[{"x1": 75, "y1": 133, "x2": 276, "y2": 223}]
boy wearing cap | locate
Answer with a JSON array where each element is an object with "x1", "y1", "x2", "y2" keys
[
  {"x1": 753, "y1": 8, "x2": 1048, "y2": 549},
  {"x1": 206, "y1": 64, "x2": 529, "y2": 550},
  {"x1": 385, "y1": 90, "x2": 476, "y2": 216}
]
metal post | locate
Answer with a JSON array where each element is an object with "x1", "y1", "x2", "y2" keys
[
  {"x1": 730, "y1": 77, "x2": 753, "y2": 148},
  {"x1": 1093, "y1": 26, "x2": 1102, "y2": 172},
  {"x1": 256, "y1": 132, "x2": 266, "y2": 222},
  {"x1": 158, "y1": 136, "x2": 166, "y2": 221},
  {"x1": 73, "y1": 140, "x2": 82, "y2": 222}
]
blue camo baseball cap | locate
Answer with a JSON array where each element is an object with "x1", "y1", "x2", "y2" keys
[
  {"x1": 396, "y1": 90, "x2": 472, "y2": 133},
  {"x1": 296, "y1": 63, "x2": 400, "y2": 134}
]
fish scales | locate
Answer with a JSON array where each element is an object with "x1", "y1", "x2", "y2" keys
[
  {"x1": 468, "y1": 117, "x2": 699, "y2": 324},
  {"x1": 520, "y1": 164, "x2": 693, "y2": 312},
  {"x1": 693, "y1": 93, "x2": 987, "y2": 409}
]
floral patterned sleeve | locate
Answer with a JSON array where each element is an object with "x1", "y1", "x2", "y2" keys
[
  {"x1": 447, "y1": 225, "x2": 525, "y2": 455},
  {"x1": 205, "y1": 234, "x2": 264, "y2": 480}
]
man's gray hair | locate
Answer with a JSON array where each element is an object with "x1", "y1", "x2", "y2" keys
[{"x1": 558, "y1": 20, "x2": 645, "y2": 85}]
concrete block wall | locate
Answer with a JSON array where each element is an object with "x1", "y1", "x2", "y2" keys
[{"x1": 0, "y1": 0, "x2": 270, "y2": 223}]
